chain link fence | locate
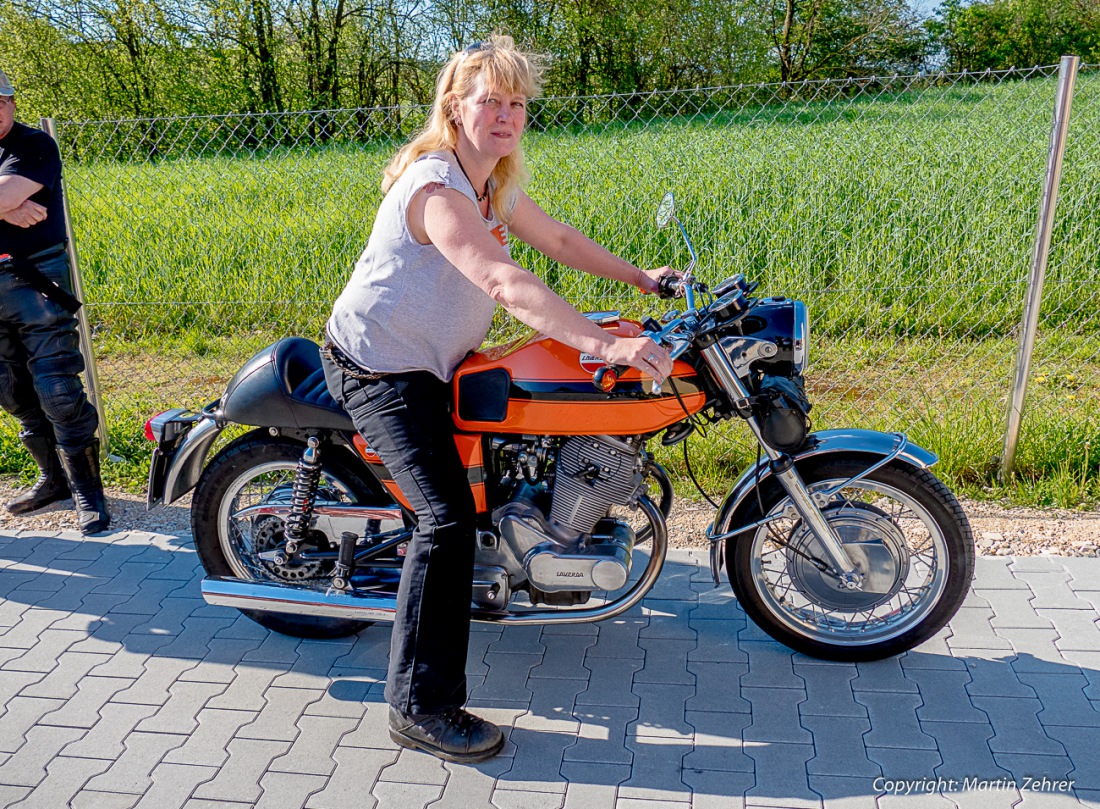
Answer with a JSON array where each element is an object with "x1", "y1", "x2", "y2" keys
[{"x1": 4, "y1": 63, "x2": 1098, "y2": 494}]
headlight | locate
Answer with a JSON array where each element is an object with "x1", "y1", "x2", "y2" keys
[
  {"x1": 725, "y1": 298, "x2": 809, "y2": 376},
  {"x1": 792, "y1": 300, "x2": 809, "y2": 374}
]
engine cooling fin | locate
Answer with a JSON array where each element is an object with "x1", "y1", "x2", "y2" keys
[{"x1": 549, "y1": 436, "x2": 643, "y2": 535}]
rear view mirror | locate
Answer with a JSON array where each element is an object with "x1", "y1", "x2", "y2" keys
[{"x1": 656, "y1": 192, "x2": 675, "y2": 229}]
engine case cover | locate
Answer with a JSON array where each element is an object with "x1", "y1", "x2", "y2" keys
[
  {"x1": 524, "y1": 521, "x2": 635, "y2": 592},
  {"x1": 471, "y1": 565, "x2": 510, "y2": 610}
]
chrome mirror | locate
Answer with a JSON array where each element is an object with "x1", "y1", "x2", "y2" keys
[
  {"x1": 656, "y1": 192, "x2": 675, "y2": 229},
  {"x1": 656, "y1": 191, "x2": 699, "y2": 310}
]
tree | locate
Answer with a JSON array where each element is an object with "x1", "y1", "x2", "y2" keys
[
  {"x1": 196, "y1": 0, "x2": 285, "y2": 111},
  {"x1": 759, "y1": 0, "x2": 928, "y2": 82},
  {"x1": 935, "y1": 0, "x2": 1100, "y2": 72}
]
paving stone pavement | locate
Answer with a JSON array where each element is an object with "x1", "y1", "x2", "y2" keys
[{"x1": 1, "y1": 527, "x2": 1099, "y2": 809}]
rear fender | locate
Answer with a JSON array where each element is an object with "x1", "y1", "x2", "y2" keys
[
  {"x1": 163, "y1": 413, "x2": 224, "y2": 505},
  {"x1": 706, "y1": 430, "x2": 938, "y2": 584}
]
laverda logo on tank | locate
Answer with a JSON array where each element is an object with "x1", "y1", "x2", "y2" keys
[{"x1": 579, "y1": 353, "x2": 605, "y2": 373}]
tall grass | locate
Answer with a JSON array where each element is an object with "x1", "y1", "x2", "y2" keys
[{"x1": 2, "y1": 72, "x2": 1098, "y2": 507}]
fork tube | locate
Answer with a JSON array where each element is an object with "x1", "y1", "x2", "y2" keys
[{"x1": 698, "y1": 344, "x2": 861, "y2": 585}]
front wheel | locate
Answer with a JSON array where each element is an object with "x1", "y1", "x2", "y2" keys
[
  {"x1": 725, "y1": 458, "x2": 974, "y2": 661},
  {"x1": 191, "y1": 432, "x2": 388, "y2": 639}
]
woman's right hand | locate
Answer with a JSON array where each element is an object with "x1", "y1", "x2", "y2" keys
[{"x1": 603, "y1": 337, "x2": 673, "y2": 382}]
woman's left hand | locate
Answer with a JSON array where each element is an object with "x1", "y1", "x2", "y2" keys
[{"x1": 638, "y1": 266, "x2": 681, "y2": 294}]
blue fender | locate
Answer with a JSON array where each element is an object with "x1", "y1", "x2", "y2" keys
[{"x1": 706, "y1": 430, "x2": 938, "y2": 584}]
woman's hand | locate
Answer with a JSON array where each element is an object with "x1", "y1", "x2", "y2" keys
[
  {"x1": 603, "y1": 336, "x2": 673, "y2": 382},
  {"x1": 637, "y1": 266, "x2": 681, "y2": 294}
]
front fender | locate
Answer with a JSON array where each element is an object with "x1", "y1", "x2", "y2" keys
[
  {"x1": 706, "y1": 430, "x2": 937, "y2": 584},
  {"x1": 163, "y1": 414, "x2": 224, "y2": 505}
]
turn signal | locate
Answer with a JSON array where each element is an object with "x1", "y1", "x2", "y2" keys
[{"x1": 593, "y1": 366, "x2": 618, "y2": 392}]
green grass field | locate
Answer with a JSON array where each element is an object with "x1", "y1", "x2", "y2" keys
[{"x1": 3, "y1": 72, "x2": 1099, "y2": 507}]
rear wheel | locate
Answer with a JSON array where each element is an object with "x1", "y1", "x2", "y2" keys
[
  {"x1": 725, "y1": 458, "x2": 974, "y2": 661},
  {"x1": 192, "y1": 432, "x2": 392, "y2": 639}
]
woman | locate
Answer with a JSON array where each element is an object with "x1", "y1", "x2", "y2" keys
[{"x1": 322, "y1": 35, "x2": 674, "y2": 763}]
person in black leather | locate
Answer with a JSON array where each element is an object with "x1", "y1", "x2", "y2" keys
[{"x1": 0, "y1": 67, "x2": 110, "y2": 535}]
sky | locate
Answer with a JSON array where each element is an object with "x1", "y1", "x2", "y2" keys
[{"x1": 910, "y1": 0, "x2": 942, "y2": 19}]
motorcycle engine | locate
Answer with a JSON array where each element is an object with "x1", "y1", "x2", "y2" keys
[
  {"x1": 549, "y1": 436, "x2": 644, "y2": 536},
  {"x1": 495, "y1": 435, "x2": 644, "y2": 598}
]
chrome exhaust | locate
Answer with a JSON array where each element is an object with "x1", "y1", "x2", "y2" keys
[
  {"x1": 200, "y1": 495, "x2": 668, "y2": 626},
  {"x1": 201, "y1": 577, "x2": 399, "y2": 622}
]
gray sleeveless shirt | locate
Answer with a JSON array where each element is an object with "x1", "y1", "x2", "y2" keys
[{"x1": 327, "y1": 151, "x2": 509, "y2": 381}]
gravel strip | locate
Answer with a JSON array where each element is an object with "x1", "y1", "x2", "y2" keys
[{"x1": 2, "y1": 478, "x2": 1097, "y2": 557}]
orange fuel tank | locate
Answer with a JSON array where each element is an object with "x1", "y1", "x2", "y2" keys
[{"x1": 452, "y1": 319, "x2": 707, "y2": 435}]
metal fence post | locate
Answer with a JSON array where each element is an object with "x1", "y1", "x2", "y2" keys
[
  {"x1": 40, "y1": 117, "x2": 112, "y2": 460},
  {"x1": 998, "y1": 56, "x2": 1080, "y2": 481}
]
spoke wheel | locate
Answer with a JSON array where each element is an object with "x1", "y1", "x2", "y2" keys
[
  {"x1": 725, "y1": 458, "x2": 974, "y2": 660},
  {"x1": 216, "y1": 460, "x2": 359, "y2": 582},
  {"x1": 192, "y1": 432, "x2": 389, "y2": 639}
]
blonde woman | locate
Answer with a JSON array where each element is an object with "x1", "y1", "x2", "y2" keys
[{"x1": 322, "y1": 36, "x2": 674, "y2": 763}]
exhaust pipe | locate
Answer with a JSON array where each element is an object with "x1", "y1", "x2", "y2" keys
[
  {"x1": 202, "y1": 576, "x2": 399, "y2": 622},
  {"x1": 200, "y1": 494, "x2": 670, "y2": 626}
]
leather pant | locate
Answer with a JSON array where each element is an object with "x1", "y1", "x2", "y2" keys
[
  {"x1": 0, "y1": 250, "x2": 98, "y2": 450},
  {"x1": 322, "y1": 353, "x2": 476, "y2": 715}
]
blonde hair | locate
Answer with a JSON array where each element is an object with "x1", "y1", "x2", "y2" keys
[{"x1": 382, "y1": 35, "x2": 542, "y2": 224}]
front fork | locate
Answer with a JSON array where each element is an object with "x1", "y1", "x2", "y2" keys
[{"x1": 699, "y1": 343, "x2": 865, "y2": 591}]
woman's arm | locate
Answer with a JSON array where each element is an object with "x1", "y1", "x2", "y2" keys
[
  {"x1": 416, "y1": 185, "x2": 673, "y2": 380},
  {"x1": 508, "y1": 190, "x2": 671, "y2": 293}
]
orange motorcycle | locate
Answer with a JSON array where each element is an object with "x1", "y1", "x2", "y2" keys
[{"x1": 146, "y1": 194, "x2": 973, "y2": 661}]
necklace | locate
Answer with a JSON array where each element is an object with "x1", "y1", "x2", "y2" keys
[{"x1": 452, "y1": 150, "x2": 489, "y2": 203}]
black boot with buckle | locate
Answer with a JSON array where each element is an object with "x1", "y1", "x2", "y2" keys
[
  {"x1": 56, "y1": 441, "x2": 111, "y2": 535},
  {"x1": 5, "y1": 435, "x2": 71, "y2": 515},
  {"x1": 388, "y1": 706, "x2": 504, "y2": 763}
]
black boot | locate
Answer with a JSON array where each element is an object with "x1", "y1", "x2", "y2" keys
[
  {"x1": 5, "y1": 435, "x2": 71, "y2": 515},
  {"x1": 388, "y1": 706, "x2": 504, "y2": 763},
  {"x1": 57, "y1": 442, "x2": 111, "y2": 535}
]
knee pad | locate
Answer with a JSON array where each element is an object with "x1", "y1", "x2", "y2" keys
[
  {"x1": 35, "y1": 373, "x2": 92, "y2": 425},
  {"x1": 31, "y1": 342, "x2": 86, "y2": 378}
]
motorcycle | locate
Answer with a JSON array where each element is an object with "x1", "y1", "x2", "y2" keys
[{"x1": 145, "y1": 193, "x2": 974, "y2": 661}]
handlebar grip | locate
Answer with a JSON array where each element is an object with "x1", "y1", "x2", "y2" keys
[{"x1": 657, "y1": 275, "x2": 684, "y2": 299}]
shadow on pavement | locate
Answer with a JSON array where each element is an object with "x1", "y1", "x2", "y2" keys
[{"x1": 1, "y1": 527, "x2": 1098, "y2": 806}]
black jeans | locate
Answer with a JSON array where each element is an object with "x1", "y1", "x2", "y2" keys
[
  {"x1": 0, "y1": 250, "x2": 98, "y2": 450},
  {"x1": 322, "y1": 354, "x2": 476, "y2": 715}
]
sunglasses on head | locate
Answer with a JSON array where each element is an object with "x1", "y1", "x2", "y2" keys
[{"x1": 463, "y1": 41, "x2": 488, "y2": 56}]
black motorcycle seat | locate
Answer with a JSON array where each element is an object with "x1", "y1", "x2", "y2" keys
[{"x1": 220, "y1": 337, "x2": 355, "y2": 431}]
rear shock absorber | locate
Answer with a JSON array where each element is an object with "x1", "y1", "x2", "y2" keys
[{"x1": 278, "y1": 436, "x2": 322, "y2": 560}]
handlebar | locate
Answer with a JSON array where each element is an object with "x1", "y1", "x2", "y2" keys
[{"x1": 590, "y1": 271, "x2": 751, "y2": 393}]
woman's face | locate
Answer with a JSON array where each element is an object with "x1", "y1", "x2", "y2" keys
[{"x1": 453, "y1": 73, "x2": 526, "y2": 161}]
